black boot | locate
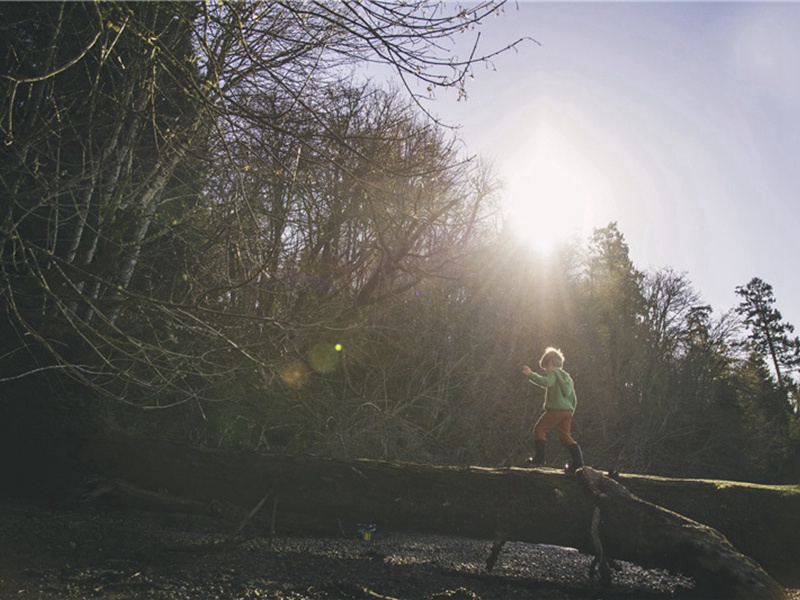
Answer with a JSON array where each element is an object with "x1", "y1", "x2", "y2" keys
[
  {"x1": 527, "y1": 440, "x2": 546, "y2": 466},
  {"x1": 565, "y1": 443, "x2": 584, "y2": 474}
]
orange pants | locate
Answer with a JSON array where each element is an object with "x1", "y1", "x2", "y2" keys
[{"x1": 533, "y1": 410, "x2": 575, "y2": 446}]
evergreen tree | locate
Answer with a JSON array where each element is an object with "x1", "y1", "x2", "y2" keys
[
  {"x1": 571, "y1": 223, "x2": 645, "y2": 463},
  {"x1": 735, "y1": 277, "x2": 800, "y2": 391}
]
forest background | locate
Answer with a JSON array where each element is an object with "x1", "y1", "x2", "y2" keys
[{"x1": 2, "y1": 1, "x2": 799, "y2": 494}]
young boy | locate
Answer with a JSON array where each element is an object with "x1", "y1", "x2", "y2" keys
[{"x1": 522, "y1": 347, "x2": 585, "y2": 473}]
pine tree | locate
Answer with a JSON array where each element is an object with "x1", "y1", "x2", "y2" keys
[{"x1": 735, "y1": 277, "x2": 800, "y2": 391}]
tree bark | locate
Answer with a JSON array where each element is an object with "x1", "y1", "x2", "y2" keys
[
  {"x1": 82, "y1": 436, "x2": 790, "y2": 599},
  {"x1": 616, "y1": 471, "x2": 800, "y2": 590}
]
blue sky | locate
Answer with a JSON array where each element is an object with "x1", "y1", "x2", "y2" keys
[{"x1": 415, "y1": 1, "x2": 800, "y2": 327}]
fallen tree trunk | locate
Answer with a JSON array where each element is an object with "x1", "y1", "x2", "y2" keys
[
  {"x1": 579, "y1": 468, "x2": 785, "y2": 600},
  {"x1": 618, "y1": 471, "x2": 800, "y2": 589},
  {"x1": 81, "y1": 436, "x2": 789, "y2": 599}
]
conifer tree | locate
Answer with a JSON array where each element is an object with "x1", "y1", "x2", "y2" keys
[{"x1": 735, "y1": 277, "x2": 800, "y2": 392}]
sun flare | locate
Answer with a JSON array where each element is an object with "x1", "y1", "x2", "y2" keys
[{"x1": 501, "y1": 121, "x2": 613, "y2": 255}]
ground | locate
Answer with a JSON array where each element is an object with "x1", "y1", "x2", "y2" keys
[
  {"x1": 0, "y1": 494, "x2": 708, "y2": 600},
  {"x1": 4, "y1": 495, "x2": 800, "y2": 600}
]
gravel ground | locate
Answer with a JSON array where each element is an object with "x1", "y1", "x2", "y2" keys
[{"x1": 0, "y1": 498, "x2": 792, "y2": 600}]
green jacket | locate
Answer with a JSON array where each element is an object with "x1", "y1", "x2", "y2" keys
[{"x1": 527, "y1": 368, "x2": 577, "y2": 412}]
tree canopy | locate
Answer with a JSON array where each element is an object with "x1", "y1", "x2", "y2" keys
[{"x1": 1, "y1": 1, "x2": 798, "y2": 485}]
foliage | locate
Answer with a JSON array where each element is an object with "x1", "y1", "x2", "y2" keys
[
  {"x1": 1, "y1": 1, "x2": 798, "y2": 484},
  {"x1": 0, "y1": 1, "x2": 511, "y2": 402},
  {"x1": 735, "y1": 277, "x2": 800, "y2": 391}
]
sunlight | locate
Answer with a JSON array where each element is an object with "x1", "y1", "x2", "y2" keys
[{"x1": 501, "y1": 120, "x2": 614, "y2": 255}]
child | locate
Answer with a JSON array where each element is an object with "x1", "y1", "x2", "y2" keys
[{"x1": 522, "y1": 347, "x2": 584, "y2": 473}]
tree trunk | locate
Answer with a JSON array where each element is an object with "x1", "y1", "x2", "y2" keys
[
  {"x1": 616, "y1": 471, "x2": 800, "y2": 590},
  {"x1": 82, "y1": 436, "x2": 790, "y2": 599}
]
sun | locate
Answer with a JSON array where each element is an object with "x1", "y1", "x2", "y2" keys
[{"x1": 501, "y1": 121, "x2": 613, "y2": 255}]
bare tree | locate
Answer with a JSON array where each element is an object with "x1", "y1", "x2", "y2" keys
[{"x1": 0, "y1": 2, "x2": 521, "y2": 409}]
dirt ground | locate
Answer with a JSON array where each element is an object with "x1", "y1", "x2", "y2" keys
[{"x1": 0, "y1": 494, "x2": 710, "y2": 600}]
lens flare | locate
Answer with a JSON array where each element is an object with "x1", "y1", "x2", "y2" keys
[
  {"x1": 280, "y1": 360, "x2": 311, "y2": 390},
  {"x1": 309, "y1": 342, "x2": 340, "y2": 373}
]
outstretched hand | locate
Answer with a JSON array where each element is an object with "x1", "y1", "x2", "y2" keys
[{"x1": 521, "y1": 365, "x2": 532, "y2": 377}]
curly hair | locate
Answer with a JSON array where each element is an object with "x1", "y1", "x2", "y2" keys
[{"x1": 539, "y1": 347, "x2": 565, "y2": 369}]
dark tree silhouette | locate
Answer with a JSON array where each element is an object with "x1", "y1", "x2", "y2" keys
[{"x1": 735, "y1": 277, "x2": 800, "y2": 391}]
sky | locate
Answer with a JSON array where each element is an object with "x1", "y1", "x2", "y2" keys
[{"x1": 405, "y1": 1, "x2": 800, "y2": 327}]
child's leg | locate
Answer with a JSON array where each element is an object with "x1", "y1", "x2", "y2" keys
[
  {"x1": 553, "y1": 411, "x2": 576, "y2": 446},
  {"x1": 553, "y1": 411, "x2": 585, "y2": 471},
  {"x1": 529, "y1": 412, "x2": 555, "y2": 465},
  {"x1": 533, "y1": 411, "x2": 562, "y2": 440},
  {"x1": 566, "y1": 443, "x2": 584, "y2": 472}
]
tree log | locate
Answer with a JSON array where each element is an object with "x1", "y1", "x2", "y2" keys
[
  {"x1": 617, "y1": 472, "x2": 800, "y2": 589},
  {"x1": 580, "y1": 467, "x2": 785, "y2": 600},
  {"x1": 82, "y1": 436, "x2": 790, "y2": 599}
]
